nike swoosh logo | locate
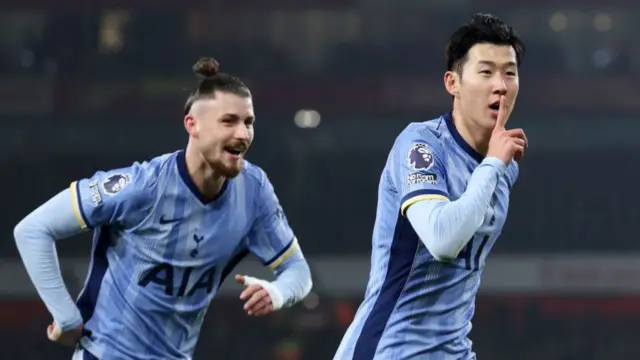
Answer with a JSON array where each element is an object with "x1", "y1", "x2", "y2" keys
[{"x1": 159, "y1": 216, "x2": 181, "y2": 225}]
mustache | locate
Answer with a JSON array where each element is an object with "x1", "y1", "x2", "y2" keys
[{"x1": 225, "y1": 141, "x2": 250, "y2": 151}]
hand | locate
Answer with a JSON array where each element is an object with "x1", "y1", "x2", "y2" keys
[
  {"x1": 47, "y1": 322, "x2": 83, "y2": 347},
  {"x1": 235, "y1": 274, "x2": 275, "y2": 317},
  {"x1": 487, "y1": 95, "x2": 528, "y2": 165}
]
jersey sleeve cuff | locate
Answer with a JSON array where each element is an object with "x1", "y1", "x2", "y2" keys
[
  {"x1": 265, "y1": 237, "x2": 299, "y2": 270},
  {"x1": 480, "y1": 157, "x2": 507, "y2": 176},
  {"x1": 400, "y1": 189, "x2": 449, "y2": 216},
  {"x1": 69, "y1": 181, "x2": 92, "y2": 230},
  {"x1": 56, "y1": 314, "x2": 84, "y2": 332}
]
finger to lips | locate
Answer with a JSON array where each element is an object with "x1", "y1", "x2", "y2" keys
[{"x1": 494, "y1": 96, "x2": 508, "y2": 131}]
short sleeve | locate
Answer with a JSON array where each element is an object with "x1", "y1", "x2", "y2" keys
[
  {"x1": 69, "y1": 162, "x2": 153, "y2": 230},
  {"x1": 246, "y1": 170, "x2": 298, "y2": 270},
  {"x1": 389, "y1": 130, "x2": 450, "y2": 216}
]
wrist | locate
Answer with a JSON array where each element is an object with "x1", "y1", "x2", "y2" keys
[{"x1": 481, "y1": 157, "x2": 507, "y2": 176}]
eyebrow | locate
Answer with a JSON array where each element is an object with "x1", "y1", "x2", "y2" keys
[
  {"x1": 223, "y1": 113, "x2": 255, "y2": 121},
  {"x1": 477, "y1": 60, "x2": 517, "y2": 67}
]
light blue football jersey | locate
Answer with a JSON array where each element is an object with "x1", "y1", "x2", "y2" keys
[
  {"x1": 69, "y1": 150, "x2": 298, "y2": 360},
  {"x1": 334, "y1": 113, "x2": 519, "y2": 360}
]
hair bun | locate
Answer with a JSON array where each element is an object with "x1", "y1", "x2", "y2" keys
[{"x1": 193, "y1": 57, "x2": 220, "y2": 78}]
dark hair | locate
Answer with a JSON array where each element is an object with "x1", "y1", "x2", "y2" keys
[
  {"x1": 445, "y1": 13, "x2": 525, "y2": 74},
  {"x1": 184, "y1": 57, "x2": 251, "y2": 114}
]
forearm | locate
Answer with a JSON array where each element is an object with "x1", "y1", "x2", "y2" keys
[
  {"x1": 13, "y1": 189, "x2": 85, "y2": 330},
  {"x1": 406, "y1": 157, "x2": 506, "y2": 260},
  {"x1": 272, "y1": 254, "x2": 313, "y2": 307}
]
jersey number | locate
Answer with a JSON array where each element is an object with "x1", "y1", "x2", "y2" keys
[
  {"x1": 457, "y1": 235, "x2": 489, "y2": 271},
  {"x1": 138, "y1": 263, "x2": 216, "y2": 297}
]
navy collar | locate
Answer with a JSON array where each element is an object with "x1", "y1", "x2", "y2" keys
[
  {"x1": 176, "y1": 150, "x2": 229, "y2": 205},
  {"x1": 443, "y1": 112, "x2": 485, "y2": 163}
]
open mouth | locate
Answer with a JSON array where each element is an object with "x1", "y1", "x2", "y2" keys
[
  {"x1": 488, "y1": 101, "x2": 500, "y2": 111},
  {"x1": 224, "y1": 146, "x2": 245, "y2": 157}
]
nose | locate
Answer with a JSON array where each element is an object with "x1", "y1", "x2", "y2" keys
[
  {"x1": 492, "y1": 76, "x2": 507, "y2": 95},
  {"x1": 233, "y1": 123, "x2": 250, "y2": 141}
]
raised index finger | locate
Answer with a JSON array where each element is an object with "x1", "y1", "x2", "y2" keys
[{"x1": 493, "y1": 96, "x2": 508, "y2": 132}]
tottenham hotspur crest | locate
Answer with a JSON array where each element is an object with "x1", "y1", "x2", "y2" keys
[
  {"x1": 101, "y1": 173, "x2": 131, "y2": 195},
  {"x1": 407, "y1": 143, "x2": 434, "y2": 170}
]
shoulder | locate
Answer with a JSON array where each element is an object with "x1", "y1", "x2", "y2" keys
[
  {"x1": 125, "y1": 152, "x2": 175, "y2": 188},
  {"x1": 132, "y1": 152, "x2": 175, "y2": 182},
  {"x1": 395, "y1": 117, "x2": 447, "y2": 150},
  {"x1": 95, "y1": 152, "x2": 175, "y2": 202},
  {"x1": 237, "y1": 160, "x2": 276, "y2": 201},
  {"x1": 73, "y1": 152, "x2": 177, "y2": 228},
  {"x1": 391, "y1": 117, "x2": 448, "y2": 167},
  {"x1": 239, "y1": 161, "x2": 279, "y2": 216}
]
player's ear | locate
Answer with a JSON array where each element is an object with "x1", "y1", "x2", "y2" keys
[
  {"x1": 184, "y1": 114, "x2": 198, "y2": 138},
  {"x1": 444, "y1": 71, "x2": 460, "y2": 97}
]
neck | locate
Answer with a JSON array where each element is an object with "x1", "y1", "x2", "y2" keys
[
  {"x1": 184, "y1": 143, "x2": 226, "y2": 199},
  {"x1": 451, "y1": 105, "x2": 491, "y2": 156}
]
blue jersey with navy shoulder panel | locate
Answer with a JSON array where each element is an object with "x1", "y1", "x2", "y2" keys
[
  {"x1": 70, "y1": 150, "x2": 298, "y2": 360},
  {"x1": 334, "y1": 113, "x2": 518, "y2": 360}
]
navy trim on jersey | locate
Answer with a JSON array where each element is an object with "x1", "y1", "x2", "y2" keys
[
  {"x1": 400, "y1": 189, "x2": 449, "y2": 206},
  {"x1": 219, "y1": 248, "x2": 250, "y2": 288},
  {"x1": 353, "y1": 214, "x2": 420, "y2": 359},
  {"x1": 176, "y1": 150, "x2": 229, "y2": 205},
  {"x1": 443, "y1": 113, "x2": 484, "y2": 163},
  {"x1": 263, "y1": 237, "x2": 295, "y2": 266},
  {"x1": 75, "y1": 181, "x2": 94, "y2": 229},
  {"x1": 76, "y1": 228, "x2": 111, "y2": 322}
]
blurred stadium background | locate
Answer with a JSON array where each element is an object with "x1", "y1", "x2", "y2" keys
[{"x1": 1, "y1": 0, "x2": 638, "y2": 359}]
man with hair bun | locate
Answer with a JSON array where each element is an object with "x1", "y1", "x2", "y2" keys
[{"x1": 13, "y1": 57, "x2": 312, "y2": 360}]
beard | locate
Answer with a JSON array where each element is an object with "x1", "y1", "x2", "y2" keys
[
  {"x1": 211, "y1": 156, "x2": 244, "y2": 178},
  {"x1": 198, "y1": 140, "x2": 249, "y2": 179}
]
